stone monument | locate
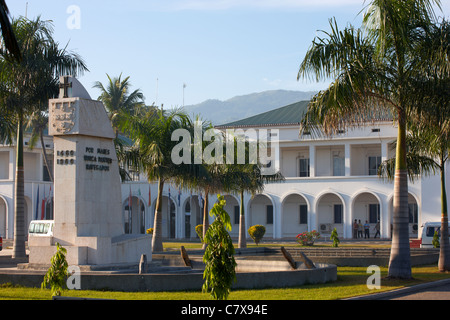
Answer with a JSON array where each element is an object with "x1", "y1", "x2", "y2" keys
[{"x1": 28, "y1": 76, "x2": 151, "y2": 267}]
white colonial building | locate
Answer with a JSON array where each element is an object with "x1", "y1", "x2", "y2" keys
[{"x1": 0, "y1": 101, "x2": 448, "y2": 241}]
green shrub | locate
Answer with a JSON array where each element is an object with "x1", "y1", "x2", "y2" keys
[
  {"x1": 41, "y1": 242, "x2": 69, "y2": 297},
  {"x1": 202, "y1": 195, "x2": 236, "y2": 300},
  {"x1": 195, "y1": 224, "x2": 203, "y2": 243},
  {"x1": 248, "y1": 225, "x2": 266, "y2": 245},
  {"x1": 432, "y1": 230, "x2": 440, "y2": 248},
  {"x1": 330, "y1": 228, "x2": 340, "y2": 248}
]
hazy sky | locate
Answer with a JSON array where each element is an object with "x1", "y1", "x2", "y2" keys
[{"x1": 7, "y1": 0, "x2": 450, "y2": 108}]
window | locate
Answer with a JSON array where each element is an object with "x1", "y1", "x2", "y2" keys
[
  {"x1": 299, "y1": 205, "x2": 307, "y2": 224},
  {"x1": 369, "y1": 204, "x2": 380, "y2": 223},
  {"x1": 368, "y1": 156, "x2": 381, "y2": 176},
  {"x1": 333, "y1": 156, "x2": 345, "y2": 176},
  {"x1": 409, "y1": 203, "x2": 418, "y2": 224},
  {"x1": 298, "y1": 158, "x2": 310, "y2": 177},
  {"x1": 334, "y1": 204, "x2": 343, "y2": 224},
  {"x1": 426, "y1": 226, "x2": 439, "y2": 237},
  {"x1": 234, "y1": 206, "x2": 240, "y2": 225},
  {"x1": 266, "y1": 205, "x2": 273, "y2": 224}
]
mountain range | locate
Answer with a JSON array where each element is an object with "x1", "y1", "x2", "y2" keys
[{"x1": 183, "y1": 90, "x2": 316, "y2": 125}]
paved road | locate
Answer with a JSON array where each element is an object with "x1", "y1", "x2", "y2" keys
[{"x1": 346, "y1": 278, "x2": 450, "y2": 300}]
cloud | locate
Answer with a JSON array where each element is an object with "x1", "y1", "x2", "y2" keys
[{"x1": 262, "y1": 77, "x2": 282, "y2": 86}]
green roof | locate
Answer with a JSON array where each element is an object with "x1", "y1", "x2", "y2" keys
[{"x1": 216, "y1": 100, "x2": 309, "y2": 128}]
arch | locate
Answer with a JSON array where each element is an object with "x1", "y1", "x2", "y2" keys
[
  {"x1": 388, "y1": 191, "x2": 421, "y2": 238},
  {"x1": 161, "y1": 194, "x2": 177, "y2": 239},
  {"x1": 123, "y1": 195, "x2": 147, "y2": 235},
  {"x1": 223, "y1": 194, "x2": 240, "y2": 236},
  {"x1": 183, "y1": 197, "x2": 192, "y2": 239},
  {"x1": 248, "y1": 193, "x2": 276, "y2": 239},
  {"x1": 280, "y1": 191, "x2": 310, "y2": 238},
  {"x1": 0, "y1": 194, "x2": 8, "y2": 238},
  {"x1": 183, "y1": 195, "x2": 202, "y2": 239},
  {"x1": 351, "y1": 190, "x2": 382, "y2": 239},
  {"x1": 315, "y1": 190, "x2": 346, "y2": 237}
]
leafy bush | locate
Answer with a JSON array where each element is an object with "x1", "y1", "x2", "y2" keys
[
  {"x1": 195, "y1": 224, "x2": 203, "y2": 243},
  {"x1": 432, "y1": 230, "x2": 440, "y2": 248},
  {"x1": 202, "y1": 195, "x2": 236, "y2": 300},
  {"x1": 330, "y1": 228, "x2": 340, "y2": 247},
  {"x1": 41, "y1": 242, "x2": 69, "y2": 297},
  {"x1": 248, "y1": 225, "x2": 266, "y2": 245},
  {"x1": 296, "y1": 230, "x2": 320, "y2": 246}
]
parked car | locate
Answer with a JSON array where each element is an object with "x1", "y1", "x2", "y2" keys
[
  {"x1": 28, "y1": 220, "x2": 54, "y2": 237},
  {"x1": 421, "y1": 221, "x2": 450, "y2": 248}
]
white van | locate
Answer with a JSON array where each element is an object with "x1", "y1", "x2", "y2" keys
[
  {"x1": 420, "y1": 221, "x2": 450, "y2": 248},
  {"x1": 28, "y1": 220, "x2": 54, "y2": 237}
]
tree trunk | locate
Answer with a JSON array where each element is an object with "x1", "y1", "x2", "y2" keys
[
  {"x1": 388, "y1": 113, "x2": 412, "y2": 279},
  {"x1": 238, "y1": 190, "x2": 247, "y2": 248},
  {"x1": 202, "y1": 190, "x2": 209, "y2": 250},
  {"x1": 152, "y1": 179, "x2": 164, "y2": 252},
  {"x1": 13, "y1": 119, "x2": 26, "y2": 258},
  {"x1": 438, "y1": 160, "x2": 450, "y2": 272}
]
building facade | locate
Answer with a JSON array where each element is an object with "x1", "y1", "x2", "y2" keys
[{"x1": 1, "y1": 101, "x2": 448, "y2": 241}]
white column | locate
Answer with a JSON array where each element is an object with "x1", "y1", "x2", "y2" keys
[
  {"x1": 381, "y1": 141, "x2": 388, "y2": 163},
  {"x1": 309, "y1": 145, "x2": 315, "y2": 177},
  {"x1": 345, "y1": 143, "x2": 351, "y2": 177},
  {"x1": 9, "y1": 149, "x2": 14, "y2": 181}
]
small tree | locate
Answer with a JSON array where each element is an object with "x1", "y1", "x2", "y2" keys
[
  {"x1": 433, "y1": 231, "x2": 440, "y2": 248},
  {"x1": 41, "y1": 243, "x2": 69, "y2": 297},
  {"x1": 248, "y1": 225, "x2": 266, "y2": 245},
  {"x1": 330, "y1": 228, "x2": 340, "y2": 248},
  {"x1": 202, "y1": 195, "x2": 236, "y2": 300}
]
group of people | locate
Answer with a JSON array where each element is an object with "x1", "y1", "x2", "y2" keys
[{"x1": 353, "y1": 219, "x2": 380, "y2": 239}]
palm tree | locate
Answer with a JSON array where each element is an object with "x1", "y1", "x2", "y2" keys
[
  {"x1": 26, "y1": 110, "x2": 53, "y2": 182},
  {"x1": 224, "y1": 137, "x2": 284, "y2": 248},
  {"x1": 0, "y1": 0, "x2": 21, "y2": 62},
  {"x1": 122, "y1": 107, "x2": 191, "y2": 252},
  {"x1": 297, "y1": 0, "x2": 442, "y2": 279},
  {"x1": 408, "y1": 18, "x2": 450, "y2": 271},
  {"x1": 233, "y1": 164, "x2": 284, "y2": 249},
  {"x1": 93, "y1": 73, "x2": 145, "y2": 138},
  {"x1": 0, "y1": 17, "x2": 87, "y2": 258}
]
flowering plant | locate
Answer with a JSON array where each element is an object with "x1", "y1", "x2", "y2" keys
[{"x1": 296, "y1": 230, "x2": 320, "y2": 246}]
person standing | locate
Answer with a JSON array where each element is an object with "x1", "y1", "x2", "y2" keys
[
  {"x1": 364, "y1": 220, "x2": 370, "y2": 239},
  {"x1": 358, "y1": 220, "x2": 363, "y2": 238},
  {"x1": 353, "y1": 219, "x2": 358, "y2": 239}
]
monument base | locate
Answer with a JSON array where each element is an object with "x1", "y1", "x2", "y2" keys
[{"x1": 28, "y1": 234, "x2": 152, "y2": 267}]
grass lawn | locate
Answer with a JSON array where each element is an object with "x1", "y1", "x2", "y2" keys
[
  {"x1": 0, "y1": 265, "x2": 449, "y2": 301},
  {"x1": 0, "y1": 241, "x2": 447, "y2": 300}
]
